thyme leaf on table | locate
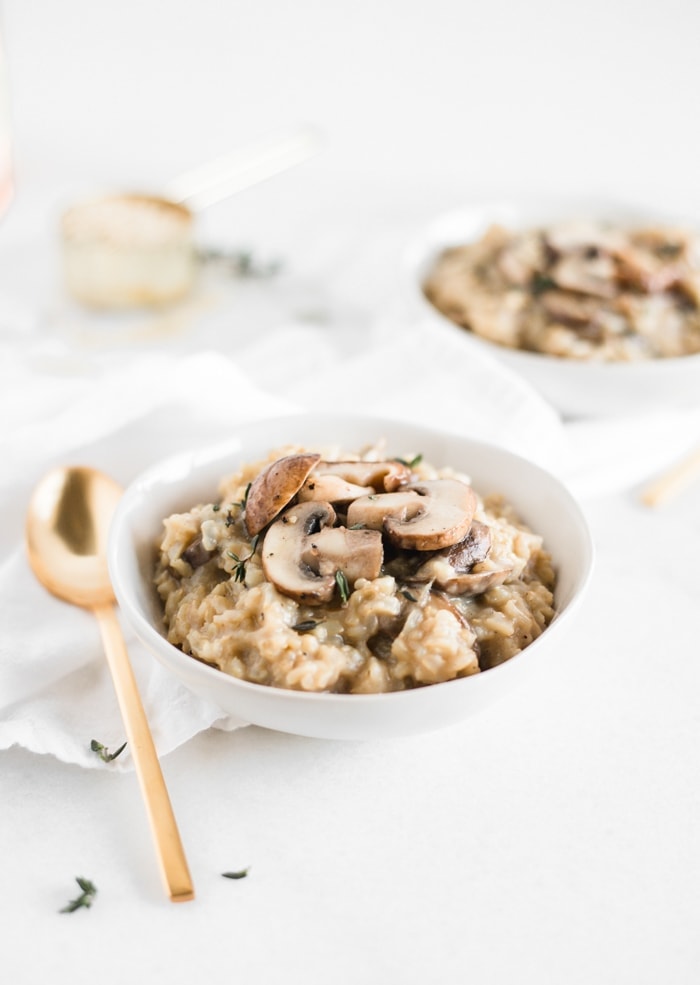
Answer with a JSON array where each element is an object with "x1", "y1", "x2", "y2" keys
[
  {"x1": 60, "y1": 877, "x2": 97, "y2": 913},
  {"x1": 90, "y1": 739, "x2": 127, "y2": 763},
  {"x1": 197, "y1": 246, "x2": 282, "y2": 279},
  {"x1": 222, "y1": 868, "x2": 250, "y2": 880}
]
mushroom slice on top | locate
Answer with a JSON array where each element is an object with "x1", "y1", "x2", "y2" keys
[
  {"x1": 412, "y1": 520, "x2": 512, "y2": 594},
  {"x1": 347, "y1": 478, "x2": 477, "y2": 551},
  {"x1": 420, "y1": 521, "x2": 492, "y2": 574},
  {"x1": 444, "y1": 564, "x2": 513, "y2": 596},
  {"x1": 180, "y1": 534, "x2": 215, "y2": 570},
  {"x1": 297, "y1": 474, "x2": 376, "y2": 505},
  {"x1": 298, "y1": 459, "x2": 411, "y2": 504},
  {"x1": 244, "y1": 453, "x2": 320, "y2": 537},
  {"x1": 415, "y1": 560, "x2": 513, "y2": 596},
  {"x1": 262, "y1": 500, "x2": 383, "y2": 604}
]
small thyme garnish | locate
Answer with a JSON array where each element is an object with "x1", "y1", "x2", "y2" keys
[
  {"x1": 335, "y1": 570, "x2": 350, "y2": 604},
  {"x1": 212, "y1": 503, "x2": 221, "y2": 512},
  {"x1": 395, "y1": 453, "x2": 423, "y2": 468},
  {"x1": 60, "y1": 877, "x2": 97, "y2": 913},
  {"x1": 234, "y1": 483, "x2": 251, "y2": 510},
  {"x1": 225, "y1": 510, "x2": 236, "y2": 528},
  {"x1": 227, "y1": 534, "x2": 260, "y2": 583},
  {"x1": 293, "y1": 619, "x2": 321, "y2": 633},
  {"x1": 530, "y1": 272, "x2": 556, "y2": 295},
  {"x1": 90, "y1": 739, "x2": 127, "y2": 763},
  {"x1": 657, "y1": 242, "x2": 682, "y2": 258},
  {"x1": 348, "y1": 522, "x2": 366, "y2": 530},
  {"x1": 222, "y1": 868, "x2": 250, "y2": 880},
  {"x1": 400, "y1": 589, "x2": 417, "y2": 602}
]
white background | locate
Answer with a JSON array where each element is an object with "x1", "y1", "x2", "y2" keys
[{"x1": 2, "y1": 2, "x2": 700, "y2": 983}]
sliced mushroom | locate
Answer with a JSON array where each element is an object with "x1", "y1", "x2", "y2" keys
[
  {"x1": 550, "y1": 253, "x2": 618, "y2": 299},
  {"x1": 298, "y1": 460, "x2": 411, "y2": 504},
  {"x1": 410, "y1": 520, "x2": 509, "y2": 594},
  {"x1": 615, "y1": 244, "x2": 683, "y2": 294},
  {"x1": 544, "y1": 220, "x2": 626, "y2": 255},
  {"x1": 432, "y1": 520, "x2": 492, "y2": 570},
  {"x1": 180, "y1": 534, "x2": 215, "y2": 570},
  {"x1": 432, "y1": 562, "x2": 513, "y2": 596},
  {"x1": 346, "y1": 478, "x2": 477, "y2": 551},
  {"x1": 261, "y1": 500, "x2": 383, "y2": 604},
  {"x1": 539, "y1": 289, "x2": 601, "y2": 326},
  {"x1": 297, "y1": 474, "x2": 376, "y2": 504},
  {"x1": 496, "y1": 231, "x2": 548, "y2": 287},
  {"x1": 429, "y1": 590, "x2": 471, "y2": 628},
  {"x1": 244, "y1": 453, "x2": 320, "y2": 537}
]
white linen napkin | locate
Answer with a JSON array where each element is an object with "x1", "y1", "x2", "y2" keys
[
  {"x1": 2, "y1": 322, "x2": 699, "y2": 770},
  {"x1": 0, "y1": 350, "x2": 298, "y2": 769}
]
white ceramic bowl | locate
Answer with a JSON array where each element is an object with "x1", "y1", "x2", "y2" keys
[
  {"x1": 408, "y1": 199, "x2": 700, "y2": 419},
  {"x1": 108, "y1": 414, "x2": 594, "y2": 740}
]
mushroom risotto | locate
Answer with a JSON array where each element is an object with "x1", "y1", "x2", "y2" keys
[
  {"x1": 154, "y1": 445, "x2": 556, "y2": 693},
  {"x1": 424, "y1": 220, "x2": 700, "y2": 361}
]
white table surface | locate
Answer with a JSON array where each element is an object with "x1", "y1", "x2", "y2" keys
[{"x1": 2, "y1": 2, "x2": 700, "y2": 983}]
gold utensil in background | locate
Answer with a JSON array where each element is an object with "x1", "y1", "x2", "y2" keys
[
  {"x1": 641, "y1": 445, "x2": 700, "y2": 507},
  {"x1": 25, "y1": 466, "x2": 194, "y2": 903}
]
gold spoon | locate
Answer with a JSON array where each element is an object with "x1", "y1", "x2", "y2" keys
[{"x1": 25, "y1": 465, "x2": 194, "y2": 903}]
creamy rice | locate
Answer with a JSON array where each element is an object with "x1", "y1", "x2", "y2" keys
[
  {"x1": 424, "y1": 220, "x2": 700, "y2": 361},
  {"x1": 154, "y1": 444, "x2": 555, "y2": 693}
]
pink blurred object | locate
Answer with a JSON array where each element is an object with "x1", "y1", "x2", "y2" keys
[{"x1": 0, "y1": 26, "x2": 12, "y2": 215}]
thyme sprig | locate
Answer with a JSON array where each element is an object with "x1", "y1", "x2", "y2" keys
[
  {"x1": 530, "y1": 272, "x2": 556, "y2": 296},
  {"x1": 222, "y1": 868, "x2": 250, "y2": 880},
  {"x1": 394, "y1": 453, "x2": 423, "y2": 468},
  {"x1": 227, "y1": 534, "x2": 260, "y2": 583},
  {"x1": 197, "y1": 245, "x2": 282, "y2": 279},
  {"x1": 235, "y1": 483, "x2": 251, "y2": 511},
  {"x1": 292, "y1": 619, "x2": 322, "y2": 633},
  {"x1": 335, "y1": 570, "x2": 350, "y2": 604},
  {"x1": 90, "y1": 739, "x2": 127, "y2": 763},
  {"x1": 60, "y1": 877, "x2": 97, "y2": 913}
]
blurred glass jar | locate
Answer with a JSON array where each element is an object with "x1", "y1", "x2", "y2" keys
[{"x1": 60, "y1": 193, "x2": 196, "y2": 308}]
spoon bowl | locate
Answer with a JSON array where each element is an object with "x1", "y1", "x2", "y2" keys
[
  {"x1": 26, "y1": 467, "x2": 120, "y2": 607},
  {"x1": 26, "y1": 465, "x2": 194, "y2": 903}
]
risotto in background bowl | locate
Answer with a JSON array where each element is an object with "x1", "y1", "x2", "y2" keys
[
  {"x1": 108, "y1": 414, "x2": 593, "y2": 740},
  {"x1": 409, "y1": 199, "x2": 700, "y2": 418}
]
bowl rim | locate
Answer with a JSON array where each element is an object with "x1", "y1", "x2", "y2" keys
[{"x1": 108, "y1": 412, "x2": 595, "y2": 706}]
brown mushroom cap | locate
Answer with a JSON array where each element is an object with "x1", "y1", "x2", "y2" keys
[
  {"x1": 261, "y1": 500, "x2": 383, "y2": 604},
  {"x1": 346, "y1": 478, "x2": 477, "y2": 551},
  {"x1": 440, "y1": 565, "x2": 512, "y2": 596},
  {"x1": 411, "y1": 520, "x2": 511, "y2": 594},
  {"x1": 415, "y1": 520, "x2": 492, "y2": 578},
  {"x1": 244, "y1": 453, "x2": 320, "y2": 537}
]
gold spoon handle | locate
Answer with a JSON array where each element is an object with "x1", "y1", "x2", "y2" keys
[{"x1": 94, "y1": 602, "x2": 195, "y2": 903}]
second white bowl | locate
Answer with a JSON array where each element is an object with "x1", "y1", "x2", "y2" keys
[{"x1": 408, "y1": 199, "x2": 700, "y2": 419}]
